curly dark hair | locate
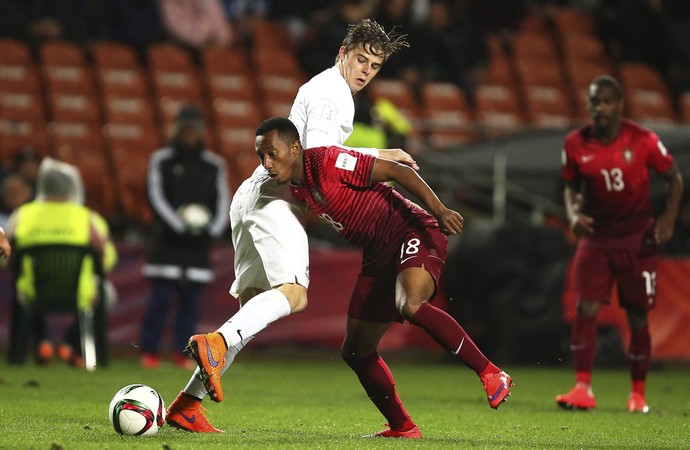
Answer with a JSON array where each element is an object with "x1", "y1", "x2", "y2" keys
[{"x1": 337, "y1": 18, "x2": 409, "y2": 63}]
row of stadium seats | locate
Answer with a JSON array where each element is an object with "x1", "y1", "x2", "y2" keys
[{"x1": 1, "y1": 14, "x2": 688, "y2": 226}]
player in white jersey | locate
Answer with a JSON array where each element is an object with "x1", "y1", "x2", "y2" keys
[{"x1": 165, "y1": 19, "x2": 412, "y2": 433}]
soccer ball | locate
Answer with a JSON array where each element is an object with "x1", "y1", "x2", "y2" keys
[
  {"x1": 178, "y1": 203, "x2": 211, "y2": 234},
  {"x1": 108, "y1": 384, "x2": 165, "y2": 436}
]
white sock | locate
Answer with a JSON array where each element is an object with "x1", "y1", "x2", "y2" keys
[{"x1": 217, "y1": 289, "x2": 291, "y2": 348}]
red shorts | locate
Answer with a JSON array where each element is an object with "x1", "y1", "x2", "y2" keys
[
  {"x1": 348, "y1": 227, "x2": 448, "y2": 323},
  {"x1": 572, "y1": 231, "x2": 658, "y2": 312}
]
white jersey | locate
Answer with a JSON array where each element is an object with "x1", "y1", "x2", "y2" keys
[
  {"x1": 289, "y1": 66, "x2": 355, "y2": 148},
  {"x1": 231, "y1": 65, "x2": 371, "y2": 297}
]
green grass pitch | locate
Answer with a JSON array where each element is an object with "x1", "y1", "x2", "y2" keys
[{"x1": 0, "y1": 349, "x2": 688, "y2": 449}]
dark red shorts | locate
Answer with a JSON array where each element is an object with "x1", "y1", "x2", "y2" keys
[
  {"x1": 348, "y1": 227, "x2": 448, "y2": 323},
  {"x1": 572, "y1": 232, "x2": 658, "y2": 312}
]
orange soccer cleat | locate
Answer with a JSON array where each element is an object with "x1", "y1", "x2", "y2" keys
[
  {"x1": 184, "y1": 332, "x2": 227, "y2": 402},
  {"x1": 482, "y1": 370, "x2": 513, "y2": 409},
  {"x1": 627, "y1": 392, "x2": 649, "y2": 413},
  {"x1": 364, "y1": 424, "x2": 422, "y2": 439},
  {"x1": 166, "y1": 391, "x2": 224, "y2": 433},
  {"x1": 556, "y1": 384, "x2": 597, "y2": 411}
]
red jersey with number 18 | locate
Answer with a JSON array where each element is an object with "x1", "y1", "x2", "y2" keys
[
  {"x1": 561, "y1": 119, "x2": 674, "y2": 238},
  {"x1": 291, "y1": 146, "x2": 438, "y2": 248}
]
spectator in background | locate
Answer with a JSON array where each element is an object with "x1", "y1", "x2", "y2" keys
[
  {"x1": 103, "y1": 0, "x2": 166, "y2": 58},
  {"x1": 557, "y1": 75, "x2": 683, "y2": 413},
  {"x1": 0, "y1": 174, "x2": 32, "y2": 229},
  {"x1": 299, "y1": 0, "x2": 377, "y2": 76},
  {"x1": 140, "y1": 104, "x2": 230, "y2": 370},
  {"x1": 413, "y1": 0, "x2": 489, "y2": 105},
  {"x1": 0, "y1": 0, "x2": 106, "y2": 54},
  {"x1": 159, "y1": 0, "x2": 232, "y2": 52},
  {"x1": 5, "y1": 158, "x2": 117, "y2": 367}
]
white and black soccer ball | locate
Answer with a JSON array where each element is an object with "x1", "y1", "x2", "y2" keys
[{"x1": 108, "y1": 384, "x2": 165, "y2": 436}]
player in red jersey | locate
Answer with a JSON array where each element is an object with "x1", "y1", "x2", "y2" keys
[
  {"x1": 556, "y1": 75, "x2": 684, "y2": 413},
  {"x1": 255, "y1": 117, "x2": 513, "y2": 438}
]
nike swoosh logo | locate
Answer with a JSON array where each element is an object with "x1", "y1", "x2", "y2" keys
[
  {"x1": 452, "y1": 337, "x2": 465, "y2": 355},
  {"x1": 237, "y1": 329, "x2": 244, "y2": 342},
  {"x1": 581, "y1": 155, "x2": 595, "y2": 163},
  {"x1": 401, "y1": 255, "x2": 417, "y2": 264},
  {"x1": 490, "y1": 384, "x2": 505, "y2": 402},
  {"x1": 206, "y1": 342, "x2": 219, "y2": 368},
  {"x1": 179, "y1": 410, "x2": 196, "y2": 423}
]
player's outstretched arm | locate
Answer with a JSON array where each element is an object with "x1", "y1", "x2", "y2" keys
[{"x1": 372, "y1": 159, "x2": 462, "y2": 235}]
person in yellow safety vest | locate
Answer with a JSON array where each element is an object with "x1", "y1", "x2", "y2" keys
[{"x1": 5, "y1": 158, "x2": 117, "y2": 366}]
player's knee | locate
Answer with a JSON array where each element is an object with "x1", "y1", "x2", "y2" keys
[{"x1": 276, "y1": 283, "x2": 308, "y2": 313}]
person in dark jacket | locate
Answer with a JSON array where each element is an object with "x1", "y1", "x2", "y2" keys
[{"x1": 140, "y1": 104, "x2": 231, "y2": 369}]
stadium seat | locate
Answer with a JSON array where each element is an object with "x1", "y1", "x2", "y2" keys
[
  {"x1": 0, "y1": 90, "x2": 46, "y2": 123},
  {"x1": 560, "y1": 32, "x2": 608, "y2": 67},
  {"x1": 215, "y1": 125, "x2": 257, "y2": 164},
  {"x1": 110, "y1": 145, "x2": 153, "y2": 226},
  {"x1": 474, "y1": 84, "x2": 526, "y2": 133},
  {"x1": 202, "y1": 46, "x2": 252, "y2": 75},
  {"x1": 147, "y1": 42, "x2": 195, "y2": 72},
  {"x1": 550, "y1": 8, "x2": 596, "y2": 37},
  {"x1": 91, "y1": 41, "x2": 140, "y2": 70},
  {"x1": 368, "y1": 78, "x2": 422, "y2": 130},
  {"x1": 102, "y1": 94, "x2": 157, "y2": 126},
  {"x1": 0, "y1": 38, "x2": 33, "y2": 65},
  {"x1": 96, "y1": 66, "x2": 149, "y2": 97},
  {"x1": 515, "y1": 60, "x2": 577, "y2": 128},
  {"x1": 251, "y1": 19, "x2": 296, "y2": 50},
  {"x1": 511, "y1": 31, "x2": 559, "y2": 63},
  {"x1": 252, "y1": 47, "x2": 304, "y2": 77},
  {"x1": 211, "y1": 97, "x2": 262, "y2": 129},
  {"x1": 619, "y1": 63, "x2": 678, "y2": 124},
  {"x1": 565, "y1": 60, "x2": 613, "y2": 119},
  {"x1": 0, "y1": 118, "x2": 50, "y2": 166},
  {"x1": 421, "y1": 81, "x2": 477, "y2": 147},
  {"x1": 47, "y1": 92, "x2": 101, "y2": 125}
]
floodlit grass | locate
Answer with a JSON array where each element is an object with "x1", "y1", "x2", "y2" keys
[{"x1": 0, "y1": 349, "x2": 688, "y2": 449}]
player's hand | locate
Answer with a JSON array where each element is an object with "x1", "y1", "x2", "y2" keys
[
  {"x1": 436, "y1": 207, "x2": 463, "y2": 236},
  {"x1": 379, "y1": 148, "x2": 419, "y2": 170},
  {"x1": 654, "y1": 212, "x2": 676, "y2": 244},
  {"x1": 570, "y1": 213, "x2": 594, "y2": 237},
  {"x1": 0, "y1": 232, "x2": 11, "y2": 259}
]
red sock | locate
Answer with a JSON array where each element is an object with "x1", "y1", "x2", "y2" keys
[
  {"x1": 410, "y1": 302, "x2": 490, "y2": 374},
  {"x1": 343, "y1": 353, "x2": 415, "y2": 431},
  {"x1": 571, "y1": 314, "x2": 597, "y2": 380},
  {"x1": 629, "y1": 327, "x2": 651, "y2": 390}
]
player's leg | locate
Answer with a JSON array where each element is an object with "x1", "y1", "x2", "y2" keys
[
  {"x1": 170, "y1": 281, "x2": 202, "y2": 369},
  {"x1": 140, "y1": 279, "x2": 175, "y2": 369},
  {"x1": 398, "y1": 266, "x2": 512, "y2": 408},
  {"x1": 396, "y1": 229, "x2": 512, "y2": 408},
  {"x1": 185, "y1": 184, "x2": 309, "y2": 403},
  {"x1": 618, "y1": 243, "x2": 656, "y2": 413},
  {"x1": 557, "y1": 242, "x2": 611, "y2": 410},
  {"x1": 340, "y1": 317, "x2": 421, "y2": 438}
]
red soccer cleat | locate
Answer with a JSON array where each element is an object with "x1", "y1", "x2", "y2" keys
[
  {"x1": 166, "y1": 391, "x2": 224, "y2": 433},
  {"x1": 481, "y1": 370, "x2": 513, "y2": 409},
  {"x1": 36, "y1": 340, "x2": 54, "y2": 365},
  {"x1": 627, "y1": 392, "x2": 649, "y2": 413},
  {"x1": 556, "y1": 384, "x2": 596, "y2": 411},
  {"x1": 185, "y1": 332, "x2": 227, "y2": 402},
  {"x1": 364, "y1": 424, "x2": 422, "y2": 438}
]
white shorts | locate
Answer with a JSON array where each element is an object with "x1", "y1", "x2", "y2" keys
[{"x1": 229, "y1": 169, "x2": 309, "y2": 297}]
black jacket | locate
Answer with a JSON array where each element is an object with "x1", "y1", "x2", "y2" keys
[{"x1": 143, "y1": 145, "x2": 230, "y2": 283}]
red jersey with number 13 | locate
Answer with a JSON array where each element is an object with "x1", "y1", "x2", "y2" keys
[
  {"x1": 561, "y1": 119, "x2": 674, "y2": 238},
  {"x1": 291, "y1": 146, "x2": 438, "y2": 248}
]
